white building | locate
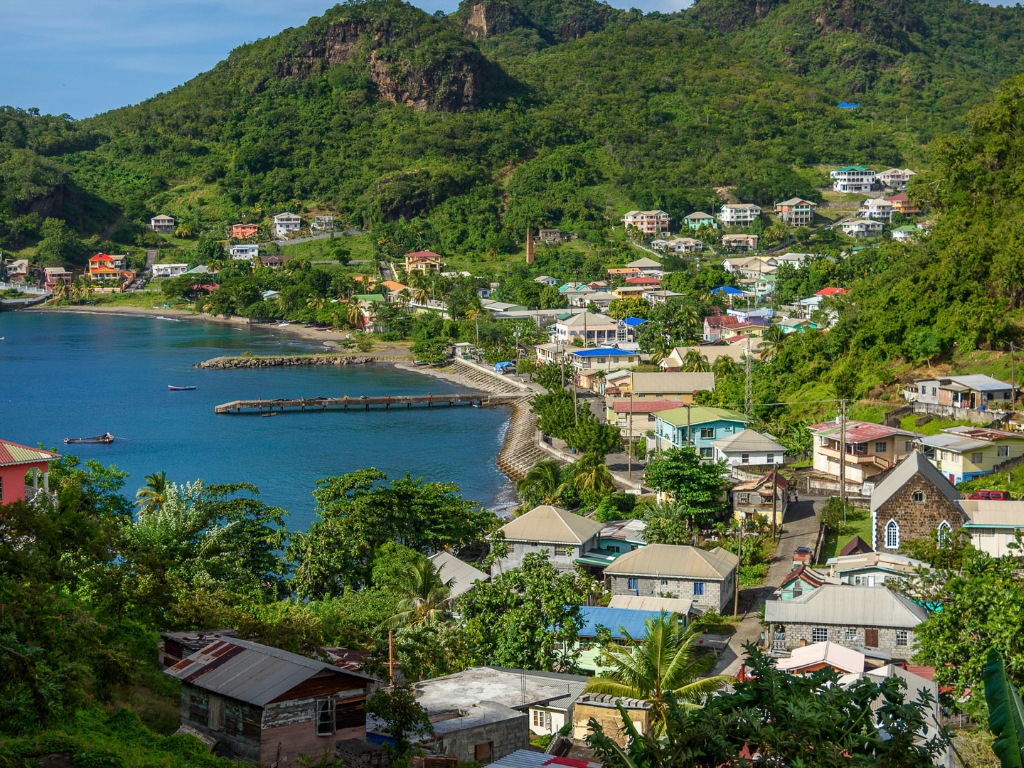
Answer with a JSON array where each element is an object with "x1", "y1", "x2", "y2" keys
[
  {"x1": 311, "y1": 215, "x2": 334, "y2": 231},
  {"x1": 229, "y1": 244, "x2": 260, "y2": 260},
  {"x1": 664, "y1": 237, "x2": 703, "y2": 254},
  {"x1": 877, "y1": 168, "x2": 916, "y2": 189},
  {"x1": 149, "y1": 214, "x2": 176, "y2": 233},
  {"x1": 830, "y1": 166, "x2": 877, "y2": 193},
  {"x1": 622, "y1": 210, "x2": 670, "y2": 236},
  {"x1": 151, "y1": 263, "x2": 189, "y2": 278},
  {"x1": 961, "y1": 500, "x2": 1024, "y2": 557},
  {"x1": 718, "y1": 203, "x2": 762, "y2": 227},
  {"x1": 712, "y1": 429, "x2": 786, "y2": 467},
  {"x1": 273, "y1": 212, "x2": 301, "y2": 237},
  {"x1": 838, "y1": 218, "x2": 884, "y2": 238},
  {"x1": 860, "y1": 198, "x2": 893, "y2": 221}
]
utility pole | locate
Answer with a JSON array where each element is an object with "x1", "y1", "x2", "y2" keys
[
  {"x1": 627, "y1": 389, "x2": 634, "y2": 480},
  {"x1": 839, "y1": 398, "x2": 847, "y2": 518},
  {"x1": 686, "y1": 403, "x2": 692, "y2": 447},
  {"x1": 771, "y1": 465, "x2": 778, "y2": 541},
  {"x1": 734, "y1": 522, "x2": 741, "y2": 616},
  {"x1": 1011, "y1": 343, "x2": 1017, "y2": 414},
  {"x1": 744, "y1": 338, "x2": 753, "y2": 417},
  {"x1": 388, "y1": 630, "x2": 395, "y2": 686}
]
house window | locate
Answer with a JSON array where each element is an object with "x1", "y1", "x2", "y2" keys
[
  {"x1": 661, "y1": 579, "x2": 669, "y2": 587},
  {"x1": 811, "y1": 627, "x2": 828, "y2": 643},
  {"x1": 700, "y1": 428, "x2": 715, "y2": 439},
  {"x1": 738, "y1": 493, "x2": 750, "y2": 504},
  {"x1": 315, "y1": 698, "x2": 336, "y2": 736},
  {"x1": 767, "y1": 453, "x2": 775, "y2": 463},
  {"x1": 853, "y1": 576, "x2": 862, "y2": 585},
  {"x1": 554, "y1": 546, "x2": 569, "y2": 557},
  {"x1": 700, "y1": 447, "x2": 714, "y2": 458},
  {"x1": 741, "y1": 453, "x2": 750, "y2": 464},
  {"x1": 912, "y1": 491, "x2": 925, "y2": 503},
  {"x1": 971, "y1": 452, "x2": 984, "y2": 464},
  {"x1": 207, "y1": 695, "x2": 224, "y2": 732},
  {"x1": 885, "y1": 520, "x2": 900, "y2": 549},
  {"x1": 998, "y1": 445, "x2": 1010, "y2": 457},
  {"x1": 875, "y1": 442, "x2": 887, "y2": 453},
  {"x1": 627, "y1": 577, "x2": 639, "y2": 591},
  {"x1": 693, "y1": 583, "x2": 705, "y2": 596},
  {"x1": 931, "y1": 387, "x2": 937, "y2": 396},
  {"x1": 895, "y1": 630, "x2": 909, "y2": 647},
  {"x1": 905, "y1": 441, "x2": 914, "y2": 452},
  {"x1": 844, "y1": 628, "x2": 858, "y2": 642},
  {"x1": 533, "y1": 710, "x2": 550, "y2": 728},
  {"x1": 920, "y1": 385, "x2": 926, "y2": 394},
  {"x1": 938, "y1": 521, "x2": 952, "y2": 547}
]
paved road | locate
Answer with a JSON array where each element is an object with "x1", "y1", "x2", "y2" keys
[{"x1": 711, "y1": 497, "x2": 823, "y2": 676}]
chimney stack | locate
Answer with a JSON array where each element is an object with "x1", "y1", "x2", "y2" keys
[{"x1": 526, "y1": 228, "x2": 534, "y2": 265}]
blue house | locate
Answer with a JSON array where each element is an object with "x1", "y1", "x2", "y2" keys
[{"x1": 653, "y1": 406, "x2": 749, "y2": 458}]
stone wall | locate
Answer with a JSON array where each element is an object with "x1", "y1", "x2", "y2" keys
[
  {"x1": 607, "y1": 573, "x2": 733, "y2": 613},
  {"x1": 492, "y1": 541, "x2": 584, "y2": 575},
  {"x1": 572, "y1": 696, "x2": 652, "y2": 747},
  {"x1": 773, "y1": 621, "x2": 916, "y2": 658},
  {"x1": 432, "y1": 710, "x2": 530, "y2": 764},
  {"x1": 873, "y1": 471, "x2": 964, "y2": 552}
]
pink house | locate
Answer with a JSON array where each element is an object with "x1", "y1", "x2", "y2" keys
[{"x1": 0, "y1": 439, "x2": 61, "y2": 505}]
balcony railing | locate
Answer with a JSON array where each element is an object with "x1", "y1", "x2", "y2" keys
[{"x1": 818, "y1": 445, "x2": 893, "y2": 470}]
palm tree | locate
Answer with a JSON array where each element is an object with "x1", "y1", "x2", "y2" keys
[
  {"x1": 346, "y1": 300, "x2": 364, "y2": 329},
  {"x1": 649, "y1": 334, "x2": 673, "y2": 366},
  {"x1": 680, "y1": 350, "x2": 710, "y2": 372},
  {"x1": 50, "y1": 282, "x2": 68, "y2": 304},
  {"x1": 516, "y1": 460, "x2": 569, "y2": 505},
  {"x1": 571, "y1": 453, "x2": 616, "y2": 494},
  {"x1": 307, "y1": 296, "x2": 326, "y2": 313},
  {"x1": 711, "y1": 355, "x2": 740, "y2": 380},
  {"x1": 759, "y1": 324, "x2": 786, "y2": 362},
  {"x1": 135, "y1": 471, "x2": 168, "y2": 515},
  {"x1": 387, "y1": 559, "x2": 453, "y2": 628},
  {"x1": 586, "y1": 613, "x2": 731, "y2": 726},
  {"x1": 412, "y1": 286, "x2": 431, "y2": 306}
]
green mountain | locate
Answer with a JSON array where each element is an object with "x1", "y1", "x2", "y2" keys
[{"x1": 2, "y1": 0, "x2": 1024, "y2": 260}]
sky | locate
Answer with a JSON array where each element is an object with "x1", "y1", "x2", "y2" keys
[{"x1": 0, "y1": 0, "x2": 1016, "y2": 119}]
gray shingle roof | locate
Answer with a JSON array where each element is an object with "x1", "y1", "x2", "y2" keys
[
  {"x1": 712, "y1": 428, "x2": 785, "y2": 454},
  {"x1": 500, "y1": 505, "x2": 604, "y2": 545},
  {"x1": 870, "y1": 452, "x2": 961, "y2": 515},
  {"x1": 429, "y1": 551, "x2": 488, "y2": 598},
  {"x1": 603, "y1": 544, "x2": 738, "y2": 580},
  {"x1": 764, "y1": 585, "x2": 927, "y2": 628}
]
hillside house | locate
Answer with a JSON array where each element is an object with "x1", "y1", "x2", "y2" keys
[
  {"x1": 660, "y1": 345, "x2": 748, "y2": 371},
  {"x1": 625, "y1": 257, "x2": 663, "y2": 275},
  {"x1": 732, "y1": 470, "x2": 788, "y2": 528},
  {"x1": 877, "y1": 168, "x2": 916, "y2": 189},
  {"x1": 703, "y1": 314, "x2": 768, "y2": 342},
  {"x1": 0, "y1": 438, "x2": 60, "y2": 505},
  {"x1": 870, "y1": 452, "x2": 965, "y2": 554},
  {"x1": 830, "y1": 166, "x2": 877, "y2": 193},
  {"x1": 774, "y1": 198, "x2": 817, "y2": 226},
  {"x1": 718, "y1": 203, "x2": 761, "y2": 227},
  {"x1": 229, "y1": 244, "x2": 259, "y2": 261},
  {"x1": 961, "y1": 500, "x2": 1024, "y2": 557},
  {"x1": 607, "y1": 267, "x2": 641, "y2": 280},
  {"x1": 404, "y1": 250, "x2": 443, "y2": 274},
  {"x1": 795, "y1": 287, "x2": 849, "y2": 320},
  {"x1": 683, "y1": 211, "x2": 717, "y2": 230},
  {"x1": 903, "y1": 374, "x2": 1013, "y2": 411},
  {"x1": 776, "y1": 565, "x2": 838, "y2": 601},
  {"x1": 885, "y1": 192, "x2": 920, "y2": 215},
  {"x1": 721, "y1": 233, "x2": 760, "y2": 251},
  {"x1": 568, "y1": 348, "x2": 642, "y2": 381},
  {"x1": 604, "y1": 544, "x2": 738, "y2": 613},
  {"x1": 825, "y1": 551, "x2": 931, "y2": 587},
  {"x1": 860, "y1": 198, "x2": 893, "y2": 221},
  {"x1": 576, "y1": 606, "x2": 684, "y2": 672},
  {"x1": 776, "y1": 642, "x2": 867, "y2": 676},
  {"x1": 643, "y1": 289, "x2": 684, "y2": 306},
  {"x1": 151, "y1": 263, "x2": 188, "y2": 278},
  {"x1": 88, "y1": 253, "x2": 128, "y2": 284},
  {"x1": 664, "y1": 237, "x2": 703, "y2": 253},
  {"x1": 622, "y1": 210, "x2": 670, "y2": 235},
  {"x1": 538, "y1": 228, "x2": 565, "y2": 242},
  {"x1": 715, "y1": 430, "x2": 786, "y2": 468},
  {"x1": 775, "y1": 252, "x2": 813, "y2": 268},
  {"x1": 839, "y1": 218, "x2": 884, "y2": 237},
  {"x1": 165, "y1": 637, "x2": 374, "y2": 767},
  {"x1": 606, "y1": 371, "x2": 716, "y2": 403},
  {"x1": 809, "y1": 420, "x2": 920, "y2": 486},
  {"x1": 551, "y1": 311, "x2": 623, "y2": 346},
  {"x1": 149, "y1": 214, "x2": 175, "y2": 233},
  {"x1": 491, "y1": 505, "x2": 604, "y2": 575},
  {"x1": 43, "y1": 267, "x2": 73, "y2": 290},
  {"x1": 723, "y1": 256, "x2": 775, "y2": 278},
  {"x1": 778, "y1": 318, "x2": 820, "y2": 334},
  {"x1": 273, "y1": 212, "x2": 301, "y2": 236},
  {"x1": 429, "y1": 551, "x2": 488, "y2": 599},
  {"x1": 534, "y1": 275, "x2": 558, "y2": 286},
  {"x1": 311, "y1": 215, "x2": 334, "y2": 231},
  {"x1": 891, "y1": 225, "x2": 918, "y2": 242},
  {"x1": 919, "y1": 426, "x2": 1024, "y2": 484},
  {"x1": 231, "y1": 224, "x2": 259, "y2": 239},
  {"x1": 609, "y1": 400, "x2": 688, "y2": 439},
  {"x1": 623, "y1": 276, "x2": 661, "y2": 288},
  {"x1": 765, "y1": 585, "x2": 927, "y2": 657},
  {"x1": 654, "y1": 406, "x2": 748, "y2": 457}
]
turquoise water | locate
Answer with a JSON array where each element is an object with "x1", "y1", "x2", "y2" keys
[{"x1": 0, "y1": 311, "x2": 515, "y2": 529}]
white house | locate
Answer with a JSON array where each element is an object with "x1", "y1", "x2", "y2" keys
[
  {"x1": 151, "y1": 263, "x2": 188, "y2": 278},
  {"x1": 229, "y1": 244, "x2": 260, "y2": 261},
  {"x1": 838, "y1": 218, "x2": 884, "y2": 238},
  {"x1": 149, "y1": 214, "x2": 176, "y2": 233},
  {"x1": 718, "y1": 203, "x2": 762, "y2": 227},
  {"x1": 273, "y1": 212, "x2": 301, "y2": 237},
  {"x1": 877, "y1": 168, "x2": 916, "y2": 189},
  {"x1": 622, "y1": 210, "x2": 670, "y2": 236},
  {"x1": 312, "y1": 214, "x2": 334, "y2": 231},
  {"x1": 961, "y1": 500, "x2": 1024, "y2": 557},
  {"x1": 534, "y1": 275, "x2": 559, "y2": 286},
  {"x1": 664, "y1": 237, "x2": 703, "y2": 254},
  {"x1": 860, "y1": 198, "x2": 893, "y2": 221},
  {"x1": 830, "y1": 166, "x2": 877, "y2": 193},
  {"x1": 712, "y1": 429, "x2": 786, "y2": 467}
]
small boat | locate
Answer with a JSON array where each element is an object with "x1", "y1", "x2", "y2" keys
[
  {"x1": 261, "y1": 411, "x2": 276, "y2": 418},
  {"x1": 65, "y1": 432, "x2": 115, "y2": 445},
  {"x1": 168, "y1": 385, "x2": 197, "y2": 391}
]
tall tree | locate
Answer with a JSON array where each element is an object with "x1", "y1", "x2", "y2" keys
[{"x1": 643, "y1": 447, "x2": 730, "y2": 540}]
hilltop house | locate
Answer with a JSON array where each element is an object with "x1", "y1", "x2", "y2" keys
[
  {"x1": 903, "y1": 374, "x2": 1013, "y2": 411},
  {"x1": 721, "y1": 233, "x2": 759, "y2": 252},
  {"x1": 165, "y1": 637, "x2": 374, "y2": 768},
  {"x1": 229, "y1": 244, "x2": 259, "y2": 261},
  {"x1": 663, "y1": 237, "x2": 703, "y2": 253},
  {"x1": 0, "y1": 438, "x2": 60, "y2": 505},
  {"x1": 830, "y1": 166, "x2": 877, "y2": 193},
  {"x1": 860, "y1": 198, "x2": 893, "y2": 221},
  {"x1": 273, "y1": 212, "x2": 302, "y2": 236},
  {"x1": 683, "y1": 211, "x2": 717, "y2": 230},
  {"x1": 654, "y1": 405, "x2": 749, "y2": 458},
  {"x1": 231, "y1": 223, "x2": 259, "y2": 239},
  {"x1": 877, "y1": 168, "x2": 916, "y2": 189},
  {"x1": 774, "y1": 198, "x2": 817, "y2": 226},
  {"x1": 491, "y1": 505, "x2": 605, "y2": 575},
  {"x1": 870, "y1": 452, "x2": 965, "y2": 554},
  {"x1": 765, "y1": 585, "x2": 927, "y2": 657},
  {"x1": 149, "y1": 214, "x2": 175, "y2": 233},
  {"x1": 151, "y1": 263, "x2": 188, "y2": 278},
  {"x1": 312, "y1": 215, "x2": 334, "y2": 231},
  {"x1": 809, "y1": 420, "x2": 920, "y2": 486},
  {"x1": 403, "y1": 250, "x2": 443, "y2": 274},
  {"x1": 718, "y1": 203, "x2": 761, "y2": 227},
  {"x1": 604, "y1": 544, "x2": 738, "y2": 613},
  {"x1": 715, "y1": 430, "x2": 786, "y2": 468},
  {"x1": 919, "y1": 426, "x2": 1024, "y2": 484},
  {"x1": 731, "y1": 471, "x2": 788, "y2": 528},
  {"x1": 839, "y1": 218, "x2": 884, "y2": 237},
  {"x1": 622, "y1": 210, "x2": 670, "y2": 236},
  {"x1": 885, "y1": 192, "x2": 920, "y2": 215}
]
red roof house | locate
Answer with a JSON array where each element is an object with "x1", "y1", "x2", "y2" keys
[
  {"x1": 815, "y1": 287, "x2": 849, "y2": 298},
  {"x1": 0, "y1": 439, "x2": 61, "y2": 505}
]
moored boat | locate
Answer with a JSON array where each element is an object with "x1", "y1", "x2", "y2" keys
[
  {"x1": 168, "y1": 385, "x2": 197, "y2": 391},
  {"x1": 64, "y1": 432, "x2": 115, "y2": 444}
]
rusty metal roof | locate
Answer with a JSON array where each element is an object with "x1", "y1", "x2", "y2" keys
[
  {"x1": 164, "y1": 637, "x2": 375, "y2": 706},
  {"x1": 0, "y1": 439, "x2": 60, "y2": 467}
]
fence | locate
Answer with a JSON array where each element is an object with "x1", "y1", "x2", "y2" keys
[{"x1": 0, "y1": 281, "x2": 47, "y2": 295}]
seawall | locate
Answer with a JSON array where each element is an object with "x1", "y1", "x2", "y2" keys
[{"x1": 196, "y1": 354, "x2": 376, "y2": 369}]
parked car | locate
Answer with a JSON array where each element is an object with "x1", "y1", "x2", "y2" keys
[{"x1": 968, "y1": 489, "x2": 1010, "y2": 500}]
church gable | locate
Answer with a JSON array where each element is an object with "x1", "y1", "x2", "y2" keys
[{"x1": 873, "y1": 471, "x2": 964, "y2": 552}]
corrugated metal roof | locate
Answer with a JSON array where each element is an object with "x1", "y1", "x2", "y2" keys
[
  {"x1": 164, "y1": 637, "x2": 374, "y2": 705},
  {"x1": 500, "y1": 506, "x2": 604, "y2": 545},
  {"x1": 429, "y1": 551, "x2": 488, "y2": 598},
  {"x1": 776, "y1": 641, "x2": 865, "y2": 674},
  {"x1": 764, "y1": 585, "x2": 927, "y2": 628},
  {"x1": 657, "y1": 405, "x2": 747, "y2": 428},
  {"x1": 578, "y1": 606, "x2": 664, "y2": 640},
  {"x1": 0, "y1": 439, "x2": 60, "y2": 467},
  {"x1": 607, "y1": 595, "x2": 695, "y2": 615},
  {"x1": 630, "y1": 372, "x2": 716, "y2": 395},
  {"x1": 603, "y1": 544, "x2": 738, "y2": 580},
  {"x1": 959, "y1": 500, "x2": 1024, "y2": 527},
  {"x1": 489, "y1": 751, "x2": 599, "y2": 768},
  {"x1": 712, "y1": 429, "x2": 785, "y2": 453}
]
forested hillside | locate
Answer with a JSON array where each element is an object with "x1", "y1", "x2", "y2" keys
[{"x1": 2, "y1": 0, "x2": 1024, "y2": 259}]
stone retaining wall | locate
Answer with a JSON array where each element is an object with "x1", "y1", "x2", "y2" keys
[{"x1": 195, "y1": 355, "x2": 375, "y2": 369}]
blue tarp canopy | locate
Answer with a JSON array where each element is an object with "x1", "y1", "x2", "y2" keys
[
  {"x1": 577, "y1": 606, "x2": 665, "y2": 640},
  {"x1": 711, "y1": 285, "x2": 746, "y2": 296},
  {"x1": 837, "y1": 101, "x2": 860, "y2": 109},
  {"x1": 622, "y1": 316, "x2": 647, "y2": 327},
  {"x1": 494, "y1": 361, "x2": 514, "y2": 372}
]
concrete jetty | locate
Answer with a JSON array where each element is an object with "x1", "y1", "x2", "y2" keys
[{"x1": 214, "y1": 392, "x2": 521, "y2": 414}]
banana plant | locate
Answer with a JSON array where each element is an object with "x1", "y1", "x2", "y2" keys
[{"x1": 984, "y1": 648, "x2": 1024, "y2": 768}]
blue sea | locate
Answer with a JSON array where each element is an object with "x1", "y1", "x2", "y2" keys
[{"x1": 0, "y1": 311, "x2": 516, "y2": 529}]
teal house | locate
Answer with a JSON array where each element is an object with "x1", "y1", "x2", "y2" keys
[
  {"x1": 684, "y1": 212, "x2": 718, "y2": 231},
  {"x1": 653, "y1": 406, "x2": 748, "y2": 458}
]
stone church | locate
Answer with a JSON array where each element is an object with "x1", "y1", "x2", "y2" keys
[{"x1": 870, "y1": 452, "x2": 965, "y2": 552}]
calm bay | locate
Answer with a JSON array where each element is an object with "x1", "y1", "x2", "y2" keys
[{"x1": 0, "y1": 311, "x2": 516, "y2": 529}]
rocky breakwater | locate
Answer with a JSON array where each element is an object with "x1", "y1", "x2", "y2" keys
[{"x1": 196, "y1": 355, "x2": 376, "y2": 369}]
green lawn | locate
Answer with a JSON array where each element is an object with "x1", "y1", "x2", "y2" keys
[{"x1": 821, "y1": 506, "x2": 873, "y2": 561}]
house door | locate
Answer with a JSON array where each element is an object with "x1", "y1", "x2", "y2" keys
[
  {"x1": 864, "y1": 628, "x2": 879, "y2": 648},
  {"x1": 867, "y1": 576, "x2": 875, "y2": 587}
]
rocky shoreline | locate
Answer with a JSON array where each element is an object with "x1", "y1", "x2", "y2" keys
[{"x1": 196, "y1": 354, "x2": 376, "y2": 369}]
